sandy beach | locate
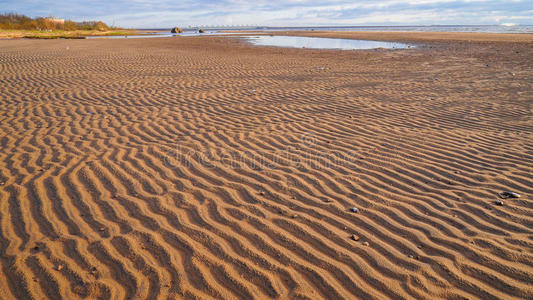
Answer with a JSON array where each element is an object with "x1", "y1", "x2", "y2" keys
[{"x1": 0, "y1": 32, "x2": 532, "y2": 299}]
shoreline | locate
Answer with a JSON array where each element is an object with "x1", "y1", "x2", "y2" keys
[
  {"x1": 2, "y1": 29, "x2": 533, "y2": 43},
  {"x1": 0, "y1": 29, "x2": 141, "y2": 39}
]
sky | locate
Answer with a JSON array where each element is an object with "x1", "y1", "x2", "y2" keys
[{"x1": 1, "y1": 0, "x2": 532, "y2": 28}]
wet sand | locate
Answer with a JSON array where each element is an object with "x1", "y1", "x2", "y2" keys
[{"x1": 0, "y1": 32, "x2": 532, "y2": 299}]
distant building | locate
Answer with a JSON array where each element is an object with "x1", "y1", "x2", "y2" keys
[{"x1": 47, "y1": 18, "x2": 65, "y2": 25}]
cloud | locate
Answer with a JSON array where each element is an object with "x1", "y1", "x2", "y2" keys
[{"x1": 2, "y1": 0, "x2": 532, "y2": 27}]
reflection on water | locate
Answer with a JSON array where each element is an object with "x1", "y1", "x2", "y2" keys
[
  {"x1": 87, "y1": 32, "x2": 414, "y2": 50},
  {"x1": 245, "y1": 36, "x2": 412, "y2": 50}
]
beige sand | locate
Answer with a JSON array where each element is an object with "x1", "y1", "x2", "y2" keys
[{"x1": 0, "y1": 32, "x2": 532, "y2": 299}]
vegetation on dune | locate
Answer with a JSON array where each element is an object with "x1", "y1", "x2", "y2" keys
[
  {"x1": 0, "y1": 13, "x2": 118, "y2": 31},
  {"x1": 0, "y1": 13, "x2": 137, "y2": 38}
]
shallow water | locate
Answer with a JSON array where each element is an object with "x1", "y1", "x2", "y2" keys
[
  {"x1": 140, "y1": 25, "x2": 533, "y2": 34},
  {"x1": 244, "y1": 35, "x2": 412, "y2": 50},
  {"x1": 87, "y1": 30, "x2": 252, "y2": 39}
]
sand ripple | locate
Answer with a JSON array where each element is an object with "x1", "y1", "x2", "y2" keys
[{"x1": 0, "y1": 35, "x2": 532, "y2": 299}]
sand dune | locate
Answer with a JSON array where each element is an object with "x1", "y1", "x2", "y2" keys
[{"x1": 0, "y1": 33, "x2": 532, "y2": 299}]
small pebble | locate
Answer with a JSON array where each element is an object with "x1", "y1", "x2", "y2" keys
[
  {"x1": 495, "y1": 200, "x2": 504, "y2": 206},
  {"x1": 99, "y1": 227, "x2": 105, "y2": 231},
  {"x1": 259, "y1": 191, "x2": 265, "y2": 196},
  {"x1": 349, "y1": 207, "x2": 359, "y2": 213},
  {"x1": 362, "y1": 242, "x2": 369, "y2": 246},
  {"x1": 351, "y1": 235, "x2": 360, "y2": 241},
  {"x1": 56, "y1": 265, "x2": 63, "y2": 271}
]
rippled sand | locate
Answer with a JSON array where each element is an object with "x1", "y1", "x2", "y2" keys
[{"x1": 0, "y1": 32, "x2": 532, "y2": 299}]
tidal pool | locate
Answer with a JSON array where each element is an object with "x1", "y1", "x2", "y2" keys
[{"x1": 245, "y1": 35, "x2": 412, "y2": 50}]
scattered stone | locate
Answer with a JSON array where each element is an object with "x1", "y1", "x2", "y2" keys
[
  {"x1": 0, "y1": 182, "x2": 4, "y2": 186},
  {"x1": 291, "y1": 214, "x2": 298, "y2": 219},
  {"x1": 495, "y1": 200, "x2": 504, "y2": 206},
  {"x1": 56, "y1": 265, "x2": 63, "y2": 271},
  {"x1": 415, "y1": 255, "x2": 421, "y2": 260},
  {"x1": 362, "y1": 242, "x2": 369, "y2": 246},
  {"x1": 99, "y1": 227, "x2": 106, "y2": 231},
  {"x1": 351, "y1": 235, "x2": 360, "y2": 241},
  {"x1": 259, "y1": 191, "x2": 265, "y2": 196},
  {"x1": 349, "y1": 207, "x2": 359, "y2": 213},
  {"x1": 199, "y1": 29, "x2": 205, "y2": 33},
  {"x1": 171, "y1": 27, "x2": 183, "y2": 33},
  {"x1": 498, "y1": 191, "x2": 520, "y2": 199}
]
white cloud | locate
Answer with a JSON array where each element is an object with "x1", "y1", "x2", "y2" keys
[{"x1": 3, "y1": 0, "x2": 532, "y2": 27}]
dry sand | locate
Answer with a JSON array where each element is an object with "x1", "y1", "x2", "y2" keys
[{"x1": 0, "y1": 32, "x2": 532, "y2": 299}]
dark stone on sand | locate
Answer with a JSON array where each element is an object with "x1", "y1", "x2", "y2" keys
[
  {"x1": 171, "y1": 27, "x2": 183, "y2": 33},
  {"x1": 499, "y1": 191, "x2": 520, "y2": 199}
]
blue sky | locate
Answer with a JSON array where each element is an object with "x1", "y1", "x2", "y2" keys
[{"x1": 2, "y1": 0, "x2": 532, "y2": 28}]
